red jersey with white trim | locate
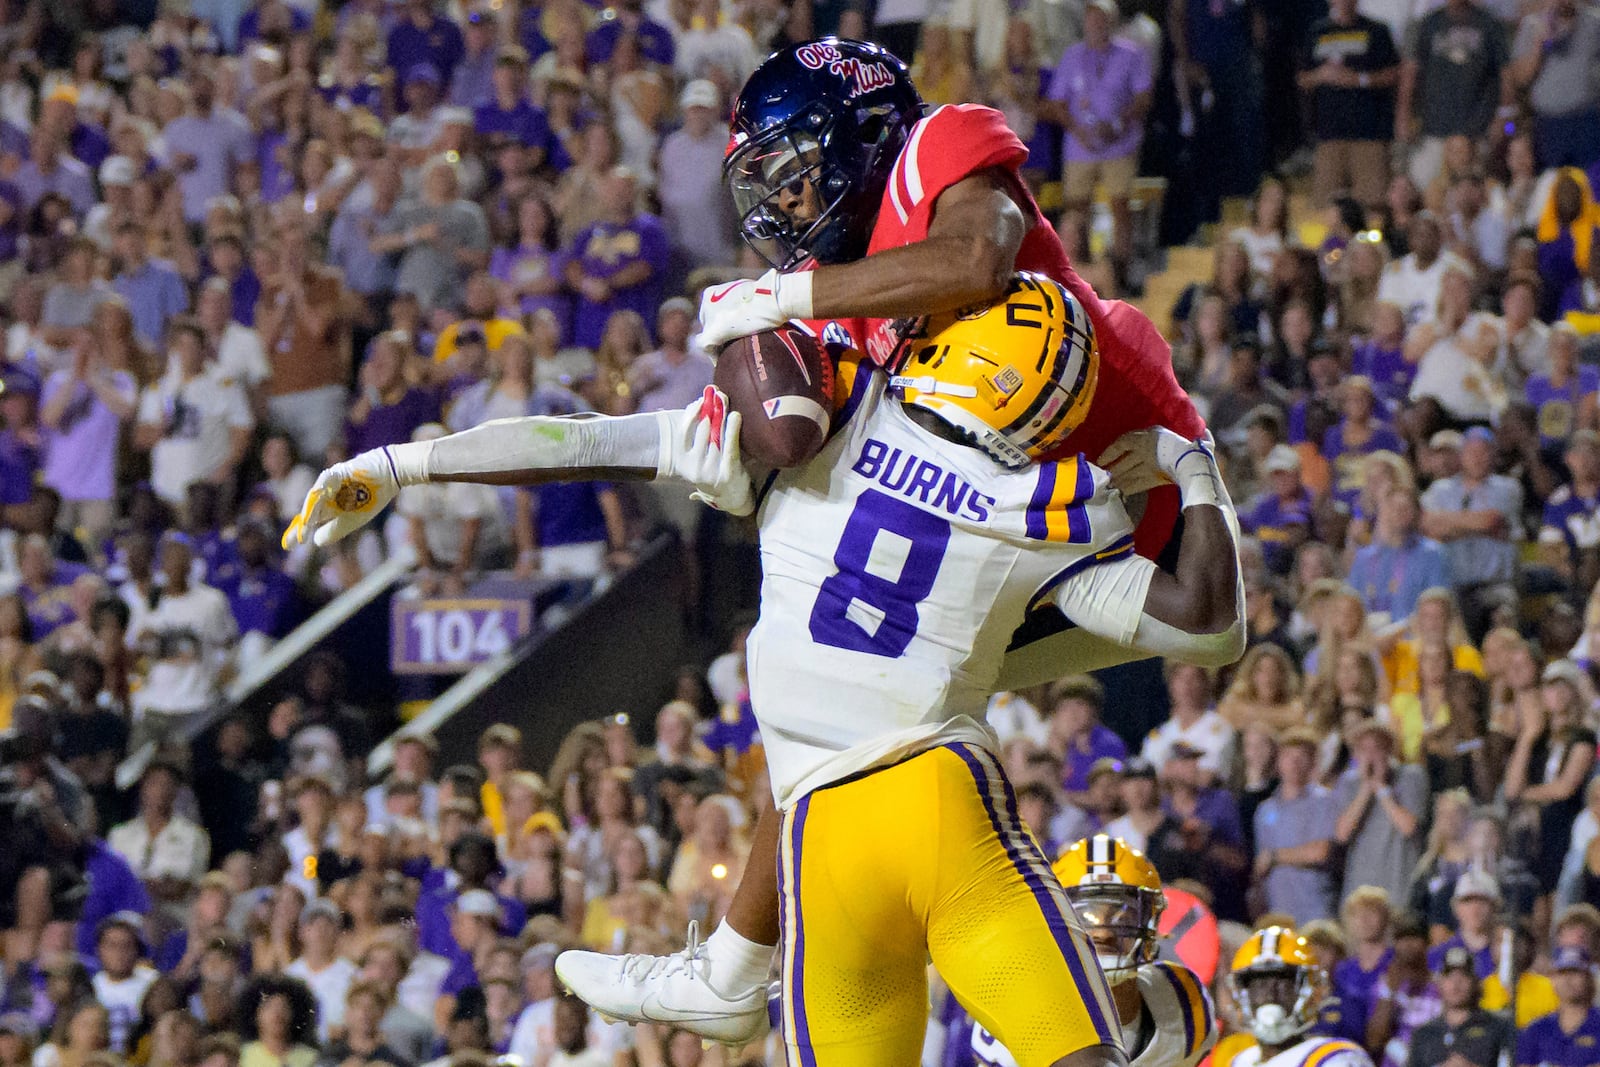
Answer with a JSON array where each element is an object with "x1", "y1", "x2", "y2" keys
[{"x1": 808, "y1": 103, "x2": 1204, "y2": 559}]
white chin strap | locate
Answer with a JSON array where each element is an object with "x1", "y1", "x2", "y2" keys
[{"x1": 1098, "y1": 953, "x2": 1139, "y2": 988}]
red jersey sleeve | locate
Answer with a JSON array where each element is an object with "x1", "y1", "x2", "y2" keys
[{"x1": 870, "y1": 104, "x2": 1028, "y2": 253}]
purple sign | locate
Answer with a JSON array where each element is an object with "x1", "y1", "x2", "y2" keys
[{"x1": 391, "y1": 599, "x2": 533, "y2": 674}]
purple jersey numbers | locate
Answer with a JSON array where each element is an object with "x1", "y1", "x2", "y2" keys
[{"x1": 809, "y1": 489, "x2": 950, "y2": 657}]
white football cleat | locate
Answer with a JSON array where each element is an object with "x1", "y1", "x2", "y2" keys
[{"x1": 554, "y1": 922, "x2": 769, "y2": 1045}]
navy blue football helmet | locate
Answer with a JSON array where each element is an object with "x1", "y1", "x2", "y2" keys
[{"x1": 724, "y1": 38, "x2": 923, "y2": 270}]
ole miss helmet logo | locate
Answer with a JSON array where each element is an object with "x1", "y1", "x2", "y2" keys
[{"x1": 794, "y1": 41, "x2": 897, "y2": 98}]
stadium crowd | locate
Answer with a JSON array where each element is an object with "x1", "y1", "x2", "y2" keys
[{"x1": 3, "y1": 0, "x2": 1600, "y2": 1065}]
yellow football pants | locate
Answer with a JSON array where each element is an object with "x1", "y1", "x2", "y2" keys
[{"x1": 777, "y1": 741, "x2": 1119, "y2": 1067}]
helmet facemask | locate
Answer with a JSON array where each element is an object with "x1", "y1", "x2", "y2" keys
[
  {"x1": 1066, "y1": 885, "x2": 1161, "y2": 988},
  {"x1": 726, "y1": 104, "x2": 908, "y2": 270},
  {"x1": 1230, "y1": 966, "x2": 1323, "y2": 1046}
]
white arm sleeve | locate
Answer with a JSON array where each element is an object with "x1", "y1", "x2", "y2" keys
[
  {"x1": 385, "y1": 409, "x2": 680, "y2": 485},
  {"x1": 1051, "y1": 553, "x2": 1246, "y2": 668}
]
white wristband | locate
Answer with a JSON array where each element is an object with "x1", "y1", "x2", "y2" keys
[
  {"x1": 382, "y1": 441, "x2": 434, "y2": 486},
  {"x1": 1172, "y1": 448, "x2": 1225, "y2": 510},
  {"x1": 776, "y1": 270, "x2": 815, "y2": 320}
]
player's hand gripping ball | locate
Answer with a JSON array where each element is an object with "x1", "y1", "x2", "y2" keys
[{"x1": 712, "y1": 326, "x2": 833, "y2": 469}]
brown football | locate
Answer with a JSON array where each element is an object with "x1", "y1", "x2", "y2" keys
[{"x1": 713, "y1": 326, "x2": 833, "y2": 469}]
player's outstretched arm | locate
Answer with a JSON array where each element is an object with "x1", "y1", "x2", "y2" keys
[
  {"x1": 1053, "y1": 430, "x2": 1245, "y2": 668},
  {"x1": 283, "y1": 389, "x2": 752, "y2": 548}
]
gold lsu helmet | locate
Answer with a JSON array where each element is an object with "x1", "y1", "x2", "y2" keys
[
  {"x1": 1053, "y1": 835, "x2": 1164, "y2": 986},
  {"x1": 1228, "y1": 927, "x2": 1330, "y2": 1046},
  {"x1": 890, "y1": 272, "x2": 1099, "y2": 470}
]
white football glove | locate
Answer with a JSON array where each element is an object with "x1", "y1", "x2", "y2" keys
[
  {"x1": 282, "y1": 449, "x2": 401, "y2": 549},
  {"x1": 1097, "y1": 427, "x2": 1220, "y2": 499},
  {"x1": 670, "y1": 386, "x2": 754, "y2": 517},
  {"x1": 693, "y1": 269, "x2": 814, "y2": 355}
]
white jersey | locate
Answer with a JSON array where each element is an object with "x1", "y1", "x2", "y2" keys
[
  {"x1": 93, "y1": 966, "x2": 158, "y2": 1053},
  {"x1": 971, "y1": 959, "x2": 1217, "y2": 1067},
  {"x1": 750, "y1": 370, "x2": 1137, "y2": 808},
  {"x1": 1230, "y1": 1037, "x2": 1372, "y2": 1067}
]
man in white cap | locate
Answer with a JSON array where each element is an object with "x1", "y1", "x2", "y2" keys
[
  {"x1": 85, "y1": 155, "x2": 137, "y2": 249},
  {"x1": 657, "y1": 79, "x2": 738, "y2": 270},
  {"x1": 286, "y1": 898, "x2": 359, "y2": 1040},
  {"x1": 1426, "y1": 869, "x2": 1501, "y2": 978},
  {"x1": 1239, "y1": 444, "x2": 1313, "y2": 576}
]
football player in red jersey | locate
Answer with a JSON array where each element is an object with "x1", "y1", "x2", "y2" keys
[
  {"x1": 546, "y1": 39, "x2": 1233, "y2": 1045},
  {"x1": 701, "y1": 38, "x2": 1206, "y2": 575}
]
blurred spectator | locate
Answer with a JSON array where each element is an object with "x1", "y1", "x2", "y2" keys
[
  {"x1": 563, "y1": 168, "x2": 668, "y2": 350},
  {"x1": 1526, "y1": 326, "x2": 1599, "y2": 455},
  {"x1": 1254, "y1": 727, "x2": 1338, "y2": 923},
  {"x1": 1334, "y1": 887, "x2": 1394, "y2": 1031},
  {"x1": 197, "y1": 279, "x2": 269, "y2": 403},
  {"x1": 1407, "y1": 266, "x2": 1506, "y2": 427},
  {"x1": 1515, "y1": 946, "x2": 1600, "y2": 1066},
  {"x1": 1379, "y1": 212, "x2": 1466, "y2": 327},
  {"x1": 1324, "y1": 376, "x2": 1405, "y2": 507},
  {"x1": 541, "y1": 994, "x2": 609, "y2": 1067},
  {"x1": 91, "y1": 914, "x2": 158, "y2": 1054},
  {"x1": 107, "y1": 760, "x2": 210, "y2": 899},
  {"x1": 1509, "y1": 0, "x2": 1600, "y2": 171},
  {"x1": 1397, "y1": 0, "x2": 1508, "y2": 189},
  {"x1": 256, "y1": 216, "x2": 350, "y2": 461},
  {"x1": 657, "y1": 80, "x2": 737, "y2": 273},
  {"x1": 133, "y1": 320, "x2": 252, "y2": 511},
  {"x1": 491, "y1": 193, "x2": 565, "y2": 329},
  {"x1": 130, "y1": 533, "x2": 238, "y2": 721},
  {"x1": 0, "y1": 367, "x2": 43, "y2": 532},
  {"x1": 161, "y1": 72, "x2": 254, "y2": 227},
  {"x1": 314, "y1": 981, "x2": 409, "y2": 1067},
  {"x1": 1240, "y1": 445, "x2": 1313, "y2": 577},
  {"x1": 1168, "y1": 0, "x2": 1266, "y2": 211},
  {"x1": 40, "y1": 237, "x2": 110, "y2": 352},
  {"x1": 1369, "y1": 917, "x2": 1442, "y2": 1067},
  {"x1": 285, "y1": 899, "x2": 356, "y2": 1041},
  {"x1": 1420, "y1": 428, "x2": 1524, "y2": 636},
  {"x1": 1507, "y1": 660, "x2": 1598, "y2": 898},
  {"x1": 1219, "y1": 643, "x2": 1305, "y2": 735},
  {"x1": 1408, "y1": 945, "x2": 1510, "y2": 1067},
  {"x1": 379, "y1": 156, "x2": 490, "y2": 314},
  {"x1": 1535, "y1": 168, "x2": 1600, "y2": 318},
  {"x1": 1334, "y1": 721, "x2": 1426, "y2": 904},
  {"x1": 1301, "y1": 0, "x2": 1399, "y2": 211},
  {"x1": 388, "y1": 1, "x2": 466, "y2": 89},
  {"x1": 236, "y1": 975, "x2": 318, "y2": 1067},
  {"x1": 627, "y1": 300, "x2": 712, "y2": 415},
  {"x1": 346, "y1": 333, "x2": 440, "y2": 457},
  {"x1": 1043, "y1": 0, "x2": 1151, "y2": 276},
  {"x1": 1042, "y1": 676, "x2": 1126, "y2": 805},
  {"x1": 214, "y1": 518, "x2": 298, "y2": 656},
  {"x1": 1427, "y1": 869, "x2": 1501, "y2": 977},
  {"x1": 1499, "y1": 273, "x2": 1550, "y2": 386},
  {"x1": 111, "y1": 222, "x2": 188, "y2": 350},
  {"x1": 1140, "y1": 662, "x2": 1233, "y2": 782},
  {"x1": 1348, "y1": 488, "x2": 1451, "y2": 624},
  {"x1": 1229, "y1": 176, "x2": 1292, "y2": 282}
]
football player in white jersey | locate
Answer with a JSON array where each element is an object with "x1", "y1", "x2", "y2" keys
[
  {"x1": 971, "y1": 835, "x2": 1217, "y2": 1067},
  {"x1": 284, "y1": 274, "x2": 1245, "y2": 1065},
  {"x1": 1225, "y1": 928, "x2": 1373, "y2": 1067}
]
